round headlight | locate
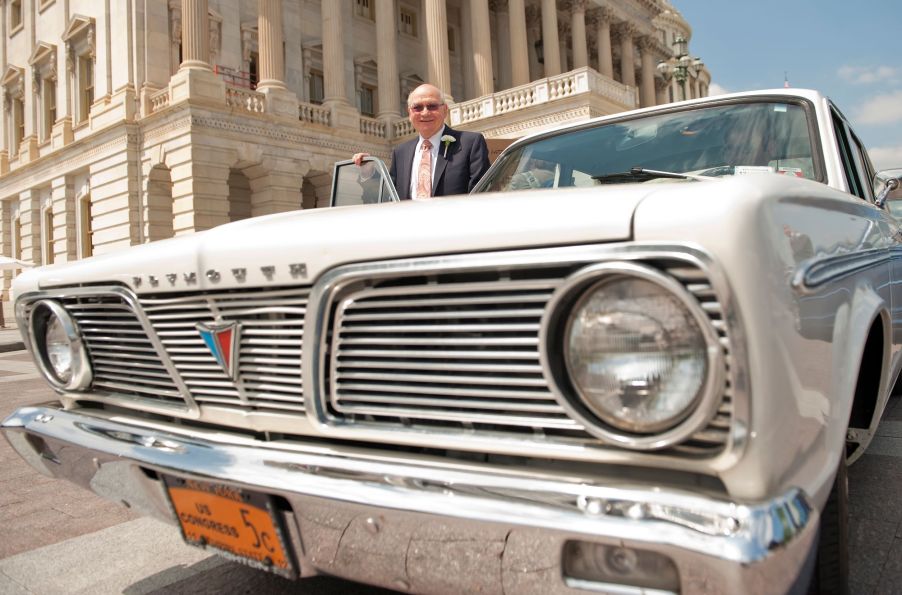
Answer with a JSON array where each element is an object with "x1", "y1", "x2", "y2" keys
[
  {"x1": 565, "y1": 276, "x2": 708, "y2": 433},
  {"x1": 45, "y1": 314, "x2": 74, "y2": 383},
  {"x1": 28, "y1": 299, "x2": 92, "y2": 391},
  {"x1": 542, "y1": 261, "x2": 724, "y2": 449}
]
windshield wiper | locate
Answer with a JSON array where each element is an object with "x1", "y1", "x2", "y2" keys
[{"x1": 592, "y1": 167, "x2": 692, "y2": 184}]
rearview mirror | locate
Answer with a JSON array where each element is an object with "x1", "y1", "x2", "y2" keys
[{"x1": 874, "y1": 168, "x2": 902, "y2": 210}]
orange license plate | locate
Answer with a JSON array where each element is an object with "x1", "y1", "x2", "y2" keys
[{"x1": 163, "y1": 475, "x2": 295, "y2": 577}]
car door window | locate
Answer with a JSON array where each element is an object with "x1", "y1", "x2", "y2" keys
[
  {"x1": 330, "y1": 158, "x2": 399, "y2": 206},
  {"x1": 849, "y1": 131, "x2": 876, "y2": 202},
  {"x1": 831, "y1": 109, "x2": 865, "y2": 199}
]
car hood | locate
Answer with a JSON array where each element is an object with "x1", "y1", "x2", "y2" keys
[{"x1": 14, "y1": 185, "x2": 664, "y2": 295}]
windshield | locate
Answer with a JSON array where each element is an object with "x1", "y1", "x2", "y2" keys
[{"x1": 479, "y1": 100, "x2": 820, "y2": 192}]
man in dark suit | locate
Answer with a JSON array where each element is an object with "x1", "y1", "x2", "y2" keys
[{"x1": 354, "y1": 83, "x2": 490, "y2": 199}]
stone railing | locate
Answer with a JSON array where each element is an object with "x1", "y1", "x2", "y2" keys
[
  {"x1": 226, "y1": 86, "x2": 265, "y2": 113},
  {"x1": 394, "y1": 118, "x2": 414, "y2": 138},
  {"x1": 360, "y1": 116, "x2": 386, "y2": 138},
  {"x1": 149, "y1": 88, "x2": 170, "y2": 113},
  {"x1": 298, "y1": 101, "x2": 331, "y2": 126},
  {"x1": 449, "y1": 67, "x2": 638, "y2": 126}
]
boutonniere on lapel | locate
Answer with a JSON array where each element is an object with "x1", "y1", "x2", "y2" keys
[{"x1": 441, "y1": 134, "x2": 456, "y2": 158}]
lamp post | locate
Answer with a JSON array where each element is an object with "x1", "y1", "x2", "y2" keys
[{"x1": 656, "y1": 35, "x2": 703, "y2": 102}]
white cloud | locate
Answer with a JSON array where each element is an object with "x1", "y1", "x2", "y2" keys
[
  {"x1": 838, "y1": 65, "x2": 899, "y2": 85},
  {"x1": 853, "y1": 91, "x2": 902, "y2": 126},
  {"x1": 707, "y1": 82, "x2": 730, "y2": 96},
  {"x1": 869, "y1": 145, "x2": 902, "y2": 171}
]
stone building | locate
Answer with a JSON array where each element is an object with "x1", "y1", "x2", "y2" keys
[{"x1": 0, "y1": 0, "x2": 709, "y2": 306}]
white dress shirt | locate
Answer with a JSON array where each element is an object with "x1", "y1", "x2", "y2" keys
[{"x1": 409, "y1": 126, "x2": 446, "y2": 199}]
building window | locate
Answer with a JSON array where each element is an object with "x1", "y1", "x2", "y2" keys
[
  {"x1": 308, "y1": 70, "x2": 324, "y2": 104},
  {"x1": 78, "y1": 55, "x2": 93, "y2": 122},
  {"x1": 42, "y1": 78, "x2": 57, "y2": 141},
  {"x1": 359, "y1": 84, "x2": 376, "y2": 117},
  {"x1": 43, "y1": 207, "x2": 54, "y2": 265},
  {"x1": 9, "y1": 0, "x2": 23, "y2": 33},
  {"x1": 355, "y1": 0, "x2": 375, "y2": 20},
  {"x1": 448, "y1": 27, "x2": 456, "y2": 52},
  {"x1": 78, "y1": 195, "x2": 93, "y2": 258},
  {"x1": 400, "y1": 7, "x2": 417, "y2": 37}
]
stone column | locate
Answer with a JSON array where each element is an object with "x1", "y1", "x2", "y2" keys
[
  {"x1": 655, "y1": 77, "x2": 669, "y2": 105},
  {"x1": 180, "y1": 0, "x2": 210, "y2": 70},
  {"x1": 170, "y1": 0, "x2": 224, "y2": 103},
  {"x1": 558, "y1": 19, "x2": 570, "y2": 73},
  {"x1": 51, "y1": 175, "x2": 77, "y2": 263},
  {"x1": 169, "y1": 144, "x2": 231, "y2": 233},
  {"x1": 492, "y1": 0, "x2": 511, "y2": 90},
  {"x1": 322, "y1": 0, "x2": 359, "y2": 128},
  {"x1": 248, "y1": 158, "x2": 308, "y2": 217},
  {"x1": 617, "y1": 23, "x2": 636, "y2": 88},
  {"x1": 639, "y1": 37, "x2": 656, "y2": 107},
  {"x1": 594, "y1": 8, "x2": 613, "y2": 78},
  {"x1": 256, "y1": 0, "x2": 298, "y2": 117},
  {"x1": 540, "y1": 0, "x2": 560, "y2": 77},
  {"x1": 460, "y1": 0, "x2": 474, "y2": 99},
  {"x1": 17, "y1": 190, "x2": 42, "y2": 266},
  {"x1": 424, "y1": 0, "x2": 452, "y2": 97},
  {"x1": 322, "y1": 0, "x2": 348, "y2": 105},
  {"x1": 471, "y1": 0, "x2": 494, "y2": 96},
  {"x1": 568, "y1": 0, "x2": 588, "y2": 69},
  {"x1": 525, "y1": 5, "x2": 541, "y2": 81},
  {"x1": 508, "y1": 0, "x2": 529, "y2": 86},
  {"x1": 257, "y1": 0, "x2": 285, "y2": 89},
  {"x1": 376, "y1": 0, "x2": 400, "y2": 120}
]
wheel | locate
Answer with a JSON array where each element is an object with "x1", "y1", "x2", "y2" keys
[{"x1": 807, "y1": 455, "x2": 849, "y2": 595}]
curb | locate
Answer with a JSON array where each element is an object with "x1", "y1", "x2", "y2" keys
[{"x1": 0, "y1": 341, "x2": 25, "y2": 353}]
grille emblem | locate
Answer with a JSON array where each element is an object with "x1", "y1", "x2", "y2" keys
[{"x1": 197, "y1": 322, "x2": 241, "y2": 380}]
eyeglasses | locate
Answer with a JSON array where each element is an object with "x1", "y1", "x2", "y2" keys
[{"x1": 408, "y1": 103, "x2": 443, "y2": 113}]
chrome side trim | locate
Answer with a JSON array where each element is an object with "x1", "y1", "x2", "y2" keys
[{"x1": 792, "y1": 248, "x2": 894, "y2": 292}]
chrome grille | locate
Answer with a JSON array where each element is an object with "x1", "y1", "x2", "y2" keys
[
  {"x1": 331, "y1": 279, "x2": 580, "y2": 430},
  {"x1": 140, "y1": 287, "x2": 308, "y2": 413},
  {"x1": 326, "y1": 258, "x2": 733, "y2": 456},
  {"x1": 59, "y1": 295, "x2": 183, "y2": 404}
]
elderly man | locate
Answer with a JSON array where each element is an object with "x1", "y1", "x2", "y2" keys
[{"x1": 354, "y1": 84, "x2": 490, "y2": 199}]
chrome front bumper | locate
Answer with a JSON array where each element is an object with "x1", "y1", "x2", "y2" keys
[{"x1": 2, "y1": 405, "x2": 816, "y2": 595}]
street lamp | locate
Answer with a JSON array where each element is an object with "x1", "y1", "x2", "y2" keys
[{"x1": 656, "y1": 35, "x2": 703, "y2": 102}]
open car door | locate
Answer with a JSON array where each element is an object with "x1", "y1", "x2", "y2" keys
[{"x1": 330, "y1": 157, "x2": 400, "y2": 207}]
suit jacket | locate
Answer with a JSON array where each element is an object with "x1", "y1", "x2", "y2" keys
[{"x1": 389, "y1": 127, "x2": 490, "y2": 199}]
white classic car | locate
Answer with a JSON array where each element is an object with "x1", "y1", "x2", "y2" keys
[{"x1": 4, "y1": 89, "x2": 902, "y2": 594}]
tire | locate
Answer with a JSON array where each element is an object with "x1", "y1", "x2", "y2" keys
[{"x1": 807, "y1": 455, "x2": 849, "y2": 595}]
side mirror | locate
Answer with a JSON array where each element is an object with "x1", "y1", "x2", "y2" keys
[
  {"x1": 874, "y1": 168, "x2": 902, "y2": 209},
  {"x1": 329, "y1": 157, "x2": 399, "y2": 207}
]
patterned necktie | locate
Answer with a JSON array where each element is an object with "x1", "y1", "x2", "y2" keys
[{"x1": 416, "y1": 139, "x2": 433, "y2": 198}]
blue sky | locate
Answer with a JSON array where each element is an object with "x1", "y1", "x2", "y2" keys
[{"x1": 675, "y1": 0, "x2": 902, "y2": 170}]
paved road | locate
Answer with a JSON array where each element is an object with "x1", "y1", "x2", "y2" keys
[{"x1": 2, "y1": 348, "x2": 902, "y2": 594}]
